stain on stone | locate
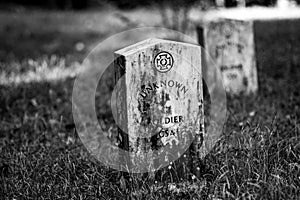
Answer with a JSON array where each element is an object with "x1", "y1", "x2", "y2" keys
[{"x1": 243, "y1": 76, "x2": 248, "y2": 87}]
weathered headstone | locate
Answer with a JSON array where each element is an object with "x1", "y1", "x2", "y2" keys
[
  {"x1": 197, "y1": 18, "x2": 258, "y2": 94},
  {"x1": 195, "y1": 7, "x2": 300, "y2": 91},
  {"x1": 114, "y1": 38, "x2": 205, "y2": 179}
]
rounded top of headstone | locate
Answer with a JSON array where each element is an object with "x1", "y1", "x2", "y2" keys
[{"x1": 115, "y1": 38, "x2": 200, "y2": 56}]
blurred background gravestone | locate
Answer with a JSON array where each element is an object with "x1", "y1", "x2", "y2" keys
[
  {"x1": 197, "y1": 17, "x2": 257, "y2": 95},
  {"x1": 194, "y1": 7, "x2": 300, "y2": 95}
]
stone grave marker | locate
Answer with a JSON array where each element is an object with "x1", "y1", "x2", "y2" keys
[
  {"x1": 114, "y1": 38, "x2": 205, "y2": 179},
  {"x1": 197, "y1": 18, "x2": 258, "y2": 95},
  {"x1": 195, "y1": 7, "x2": 300, "y2": 94}
]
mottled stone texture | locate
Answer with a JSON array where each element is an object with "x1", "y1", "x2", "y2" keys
[
  {"x1": 198, "y1": 18, "x2": 258, "y2": 95},
  {"x1": 114, "y1": 38, "x2": 205, "y2": 179}
]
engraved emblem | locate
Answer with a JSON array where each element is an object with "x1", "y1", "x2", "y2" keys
[
  {"x1": 154, "y1": 51, "x2": 174, "y2": 73},
  {"x1": 223, "y1": 23, "x2": 233, "y2": 38}
]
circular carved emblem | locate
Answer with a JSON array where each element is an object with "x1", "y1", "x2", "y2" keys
[
  {"x1": 154, "y1": 51, "x2": 174, "y2": 73},
  {"x1": 223, "y1": 23, "x2": 234, "y2": 38}
]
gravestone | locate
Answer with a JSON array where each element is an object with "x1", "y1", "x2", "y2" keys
[
  {"x1": 114, "y1": 38, "x2": 205, "y2": 179},
  {"x1": 195, "y1": 7, "x2": 300, "y2": 90},
  {"x1": 197, "y1": 18, "x2": 258, "y2": 95}
]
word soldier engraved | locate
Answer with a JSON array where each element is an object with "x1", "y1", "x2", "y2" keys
[
  {"x1": 114, "y1": 38, "x2": 205, "y2": 178},
  {"x1": 198, "y1": 18, "x2": 258, "y2": 94}
]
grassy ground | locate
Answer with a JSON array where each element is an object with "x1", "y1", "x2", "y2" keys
[{"x1": 0, "y1": 7, "x2": 300, "y2": 200}]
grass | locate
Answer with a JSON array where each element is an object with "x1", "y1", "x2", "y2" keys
[
  {"x1": 0, "y1": 7, "x2": 300, "y2": 200},
  {"x1": 1, "y1": 56, "x2": 299, "y2": 199}
]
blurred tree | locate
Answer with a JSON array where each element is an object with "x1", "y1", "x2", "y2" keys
[
  {"x1": 55, "y1": 0, "x2": 69, "y2": 9},
  {"x1": 153, "y1": 0, "x2": 210, "y2": 33},
  {"x1": 214, "y1": 0, "x2": 277, "y2": 7},
  {"x1": 54, "y1": 0, "x2": 88, "y2": 9},
  {"x1": 225, "y1": 0, "x2": 238, "y2": 7},
  {"x1": 0, "y1": 0, "x2": 89, "y2": 9},
  {"x1": 246, "y1": 0, "x2": 277, "y2": 6},
  {"x1": 107, "y1": 0, "x2": 151, "y2": 9},
  {"x1": 72, "y1": 0, "x2": 88, "y2": 9}
]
